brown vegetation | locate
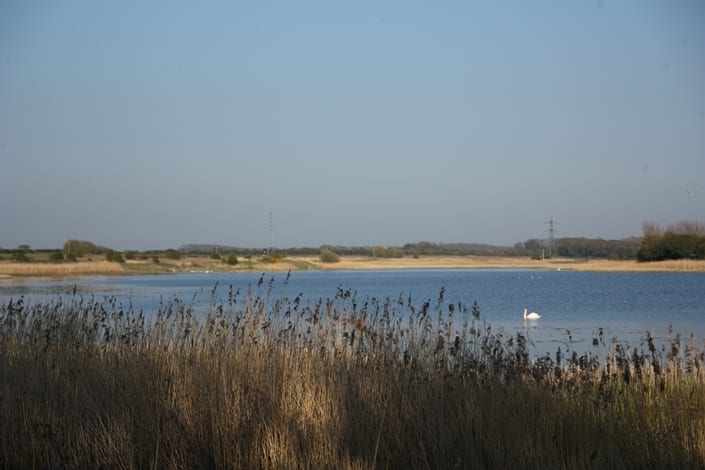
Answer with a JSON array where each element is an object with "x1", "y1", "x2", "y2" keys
[
  {"x1": 0, "y1": 260, "x2": 126, "y2": 279},
  {"x1": 1, "y1": 288, "x2": 704, "y2": 468},
  {"x1": 325, "y1": 256, "x2": 705, "y2": 272},
  {"x1": 2, "y1": 255, "x2": 705, "y2": 281}
]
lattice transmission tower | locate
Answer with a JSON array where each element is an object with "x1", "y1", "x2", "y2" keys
[
  {"x1": 268, "y1": 212, "x2": 274, "y2": 254},
  {"x1": 545, "y1": 217, "x2": 558, "y2": 257}
]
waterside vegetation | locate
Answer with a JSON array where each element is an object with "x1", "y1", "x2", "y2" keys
[
  {"x1": 637, "y1": 221, "x2": 705, "y2": 262},
  {"x1": 3, "y1": 254, "x2": 705, "y2": 280},
  {"x1": 1, "y1": 285, "x2": 704, "y2": 468},
  {"x1": 3, "y1": 222, "x2": 705, "y2": 280}
]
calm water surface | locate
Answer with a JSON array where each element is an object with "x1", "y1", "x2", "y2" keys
[{"x1": 2, "y1": 269, "x2": 704, "y2": 357}]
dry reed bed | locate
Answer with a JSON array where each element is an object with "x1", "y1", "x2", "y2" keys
[
  {"x1": 2, "y1": 256, "x2": 705, "y2": 281},
  {"x1": 315, "y1": 256, "x2": 705, "y2": 272},
  {"x1": 566, "y1": 258, "x2": 705, "y2": 272},
  {"x1": 0, "y1": 260, "x2": 126, "y2": 278},
  {"x1": 1, "y1": 280, "x2": 704, "y2": 469}
]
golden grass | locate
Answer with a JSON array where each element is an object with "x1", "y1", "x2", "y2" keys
[
  {"x1": 0, "y1": 260, "x2": 125, "y2": 279},
  {"x1": 2, "y1": 255, "x2": 704, "y2": 281},
  {"x1": 1, "y1": 290, "x2": 704, "y2": 468},
  {"x1": 300, "y1": 255, "x2": 705, "y2": 272},
  {"x1": 566, "y1": 258, "x2": 705, "y2": 272}
]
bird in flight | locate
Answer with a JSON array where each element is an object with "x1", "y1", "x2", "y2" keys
[{"x1": 686, "y1": 189, "x2": 697, "y2": 197}]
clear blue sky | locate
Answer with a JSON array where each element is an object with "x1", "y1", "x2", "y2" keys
[{"x1": 1, "y1": 1, "x2": 704, "y2": 250}]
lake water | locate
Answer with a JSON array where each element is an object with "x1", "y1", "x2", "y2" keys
[{"x1": 2, "y1": 269, "x2": 704, "y2": 357}]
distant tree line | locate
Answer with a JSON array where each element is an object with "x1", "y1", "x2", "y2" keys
[
  {"x1": 10, "y1": 225, "x2": 702, "y2": 265},
  {"x1": 0, "y1": 244, "x2": 74, "y2": 263},
  {"x1": 556, "y1": 237, "x2": 641, "y2": 260},
  {"x1": 180, "y1": 243, "x2": 509, "y2": 258},
  {"x1": 637, "y1": 221, "x2": 705, "y2": 261},
  {"x1": 179, "y1": 244, "x2": 384, "y2": 257},
  {"x1": 512, "y1": 237, "x2": 641, "y2": 260},
  {"x1": 178, "y1": 239, "x2": 648, "y2": 260},
  {"x1": 402, "y1": 241, "x2": 512, "y2": 256}
]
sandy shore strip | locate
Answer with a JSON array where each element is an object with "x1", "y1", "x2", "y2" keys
[
  {"x1": 2, "y1": 256, "x2": 705, "y2": 281},
  {"x1": 308, "y1": 256, "x2": 705, "y2": 272}
]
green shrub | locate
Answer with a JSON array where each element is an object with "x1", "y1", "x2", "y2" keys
[
  {"x1": 12, "y1": 252, "x2": 29, "y2": 263},
  {"x1": 105, "y1": 250, "x2": 125, "y2": 263},
  {"x1": 638, "y1": 232, "x2": 705, "y2": 261},
  {"x1": 63, "y1": 239, "x2": 102, "y2": 258},
  {"x1": 385, "y1": 246, "x2": 404, "y2": 258},
  {"x1": 319, "y1": 249, "x2": 340, "y2": 263},
  {"x1": 48, "y1": 250, "x2": 64, "y2": 262},
  {"x1": 260, "y1": 254, "x2": 282, "y2": 263},
  {"x1": 371, "y1": 246, "x2": 404, "y2": 258},
  {"x1": 210, "y1": 251, "x2": 222, "y2": 260},
  {"x1": 165, "y1": 249, "x2": 182, "y2": 260},
  {"x1": 224, "y1": 254, "x2": 239, "y2": 265}
]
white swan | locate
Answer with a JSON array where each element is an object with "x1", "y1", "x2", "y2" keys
[{"x1": 523, "y1": 308, "x2": 541, "y2": 320}]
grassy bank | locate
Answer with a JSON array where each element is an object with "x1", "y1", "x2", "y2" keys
[
  {"x1": 1, "y1": 285, "x2": 704, "y2": 468},
  {"x1": 0, "y1": 260, "x2": 127, "y2": 278},
  {"x1": 2, "y1": 255, "x2": 705, "y2": 281}
]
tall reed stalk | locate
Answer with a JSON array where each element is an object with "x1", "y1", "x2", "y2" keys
[{"x1": 1, "y1": 281, "x2": 704, "y2": 468}]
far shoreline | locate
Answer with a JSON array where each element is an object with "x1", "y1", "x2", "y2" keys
[{"x1": 2, "y1": 255, "x2": 705, "y2": 282}]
